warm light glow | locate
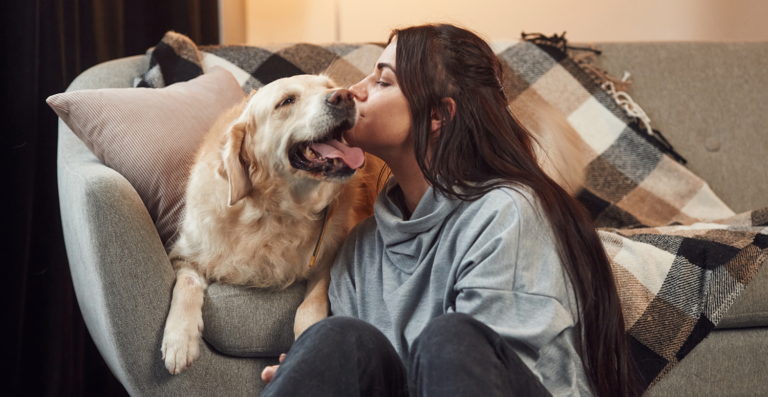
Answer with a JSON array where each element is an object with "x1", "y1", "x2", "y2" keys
[
  {"x1": 221, "y1": 0, "x2": 768, "y2": 45},
  {"x1": 245, "y1": 0, "x2": 336, "y2": 44}
]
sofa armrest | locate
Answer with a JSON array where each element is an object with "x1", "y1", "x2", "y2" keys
[
  {"x1": 58, "y1": 115, "x2": 169, "y2": 389},
  {"x1": 66, "y1": 55, "x2": 148, "y2": 91},
  {"x1": 57, "y1": 56, "x2": 275, "y2": 395},
  {"x1": 58, "y1": 120, "x2": 277, "y2": 395}
]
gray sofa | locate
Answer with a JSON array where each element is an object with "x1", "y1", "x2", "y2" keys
[{"x1": 57, "y1": 42, "x2": 768, "y2": 396}]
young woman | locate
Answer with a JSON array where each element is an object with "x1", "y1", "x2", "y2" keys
[{"x1": 260, "y1": 24, "x2": 640, "y2": 397}]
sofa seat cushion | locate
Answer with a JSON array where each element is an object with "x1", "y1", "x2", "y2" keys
[
  {"x1": 717, "y1": 255, "x2": 768, "y2": 329},
  {"x1": 645, "y1": 327, "x2": 768, "y2": 397},
  {"x1": 202, "y1": 281, "x2": 305, "y2": 357}
]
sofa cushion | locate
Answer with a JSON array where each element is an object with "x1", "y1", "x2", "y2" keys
[
  {"x1": 47, "y1": 67, "x2": 245, "y2": 250},
  {"x1": 645, "y1": 327, "x2": 768, "y2": 397},
  {"x1": 202, "y1": 282, "x2": 305, "y2": 357},
  {"x1": 717, "y1": 255, "x2": 768, "y2": 329}
]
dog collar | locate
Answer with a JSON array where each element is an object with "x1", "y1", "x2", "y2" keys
[{"x1": 309, "y1": 205, "x2": 330, "y2": 267}]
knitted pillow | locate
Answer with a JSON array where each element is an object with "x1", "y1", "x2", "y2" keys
[{"x1": 47, "y1": 67, "x2": 245, "y2": 250}]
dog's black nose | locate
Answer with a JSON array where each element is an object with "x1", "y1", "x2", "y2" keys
[{"x1": 327, "y1": 89, "x2": 354, "y2": 108}]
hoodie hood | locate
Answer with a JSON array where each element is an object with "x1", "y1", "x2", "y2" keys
[{"x1": 374, "y1": 178, "x2": 462, "y2": 272}]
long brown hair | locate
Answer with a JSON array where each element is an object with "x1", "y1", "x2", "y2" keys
[{"x1": 391, "y1": 24, "x2": 641, "y2": 397}]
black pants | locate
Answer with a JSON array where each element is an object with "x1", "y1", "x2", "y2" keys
[{"x1": 260, "y1": 313, "x2": 552, "y2": 397}]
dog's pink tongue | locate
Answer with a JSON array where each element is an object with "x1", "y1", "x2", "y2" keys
[{"x1": 310, "y1": 140, "x2": 365, "y2": 169}]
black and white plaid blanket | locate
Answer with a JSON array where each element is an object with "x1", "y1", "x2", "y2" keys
[{"x1": 137, "y1": 31, "x2": 767, "y2": 391}]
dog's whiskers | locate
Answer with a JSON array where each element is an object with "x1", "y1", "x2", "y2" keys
[{"x1": 322, "y1": 55, "x2": 339, "y2": 78}]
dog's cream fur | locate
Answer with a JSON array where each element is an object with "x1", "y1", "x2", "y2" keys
[{"x1": 161, "y1": 74, "x2": 382, "y2": 375}]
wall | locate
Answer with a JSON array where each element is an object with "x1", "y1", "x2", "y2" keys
[{"x1": 221, "y1": 0, "x2": 768, "y2": 45}]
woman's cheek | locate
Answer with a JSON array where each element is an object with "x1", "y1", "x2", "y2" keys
[{"x1": 346, "y1": 121, "x2": 376, "y2": 151}]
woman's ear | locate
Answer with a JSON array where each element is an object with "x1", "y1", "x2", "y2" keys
[
  {"x1": 430, "y1": 97, "x2": 456, "y2": 133},
  {"x1": 221, "y1": 119, "x2": 254, "y2": 206}
]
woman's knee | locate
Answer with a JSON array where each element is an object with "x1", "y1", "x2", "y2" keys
[
  {"x1": 302, "y1": 316, "x2": 370, "y2": 339},
  {"x1": 310, "y1": 315, "x2": 369, "y2": 330},
  {"x1": 300, "y1": 316, "x2": 390, "y2": 351},
  {"x1": 411, "y1": 313, "x2": 491, "y2": 357},
  {"x1": 417, "y1": 313, "x2": 484, "y2": 341}
]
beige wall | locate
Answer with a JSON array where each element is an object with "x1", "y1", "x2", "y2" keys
[{"x1": 221, "y1": 0, "x2": 768, "y2": 45}]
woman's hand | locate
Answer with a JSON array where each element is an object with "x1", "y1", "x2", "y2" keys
[{"x1": 260, "y1": 353, "x2": 286, "y2": 383}]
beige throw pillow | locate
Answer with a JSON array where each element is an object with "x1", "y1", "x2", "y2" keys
[{"x1": 48, "y1": 67, "x2": 245, "y2": 250}]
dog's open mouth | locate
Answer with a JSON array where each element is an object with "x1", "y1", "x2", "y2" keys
[{"x1": 288, "y1": 120, "x2": 364, "y2": 178}]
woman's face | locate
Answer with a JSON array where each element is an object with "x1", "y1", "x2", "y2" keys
[{"x1": 344, "y1": 40, "x2": 412, "y2": 161}]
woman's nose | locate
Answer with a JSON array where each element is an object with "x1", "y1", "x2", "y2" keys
[{"x1": 349, "y1": 80, "x2": 366, "y2": 101}]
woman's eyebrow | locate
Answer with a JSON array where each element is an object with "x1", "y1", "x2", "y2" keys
[{"x1": 376, "y1": 62, "x2": 395, "y2": 73}]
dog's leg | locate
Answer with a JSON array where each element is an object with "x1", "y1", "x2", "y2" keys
[
  {"x1": 161, "y1": 267, "x2": 208, "y2": 374},
  {"x1": 294, "y1": 264, "x2": 331, "y2": 339}
]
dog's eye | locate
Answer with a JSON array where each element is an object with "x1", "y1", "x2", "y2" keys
[{"x1": 277, "y1": 96, "x2": 296, "y2": 109}]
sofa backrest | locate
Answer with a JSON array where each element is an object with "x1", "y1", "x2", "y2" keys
[{"x1": 65, "y1": 43, "x2": 768, "y2": 213}]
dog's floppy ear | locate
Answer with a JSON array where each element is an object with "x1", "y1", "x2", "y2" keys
[{"x1": 222, "y1": 119, "x2": 254, "y2": 206}]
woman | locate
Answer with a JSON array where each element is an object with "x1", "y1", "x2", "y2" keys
[{"x1": 260, "y1": 24, "x2": 640, "y2": 397}]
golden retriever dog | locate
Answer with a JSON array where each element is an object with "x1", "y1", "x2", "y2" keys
[{"x1": 161, "y1": 74, "x2": 383, "y2": 375}]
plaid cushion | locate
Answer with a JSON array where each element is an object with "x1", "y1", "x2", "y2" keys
[{"x1": 136, "y1": 32, "x2": 766, "y2": 392}]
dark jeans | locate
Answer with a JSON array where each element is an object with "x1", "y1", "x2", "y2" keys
[{"x1": 260, "y1": 313, "x2": 552, "y2": 397}]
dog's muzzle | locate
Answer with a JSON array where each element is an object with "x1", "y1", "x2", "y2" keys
[{"x1": 288, "y1": 89, "x2": 363, "y2": 178}]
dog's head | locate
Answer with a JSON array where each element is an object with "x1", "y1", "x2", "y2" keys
[{"x1": 221, "y1": 75, "x2": 363, "y2": 206}]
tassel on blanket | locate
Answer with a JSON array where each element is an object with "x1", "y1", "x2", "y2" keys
[
  {"x1": 521, "y1": 31, "x2": 601, "y2": 55},
  {"x1": 628, "y1": 120, "x2": 688, "y2": 165},
  {"x1": 522, "y1": 32, "x2": 631, "y2": 93},
  {"x1": 571, "y1": 51, "x2": 632, "y2": 93},
  {"x1": 521, "y1": 32, "x2": 688, "y2": 165},
  {"x1": 602, "y1": 76, "x2": 687, "y2": 165}
]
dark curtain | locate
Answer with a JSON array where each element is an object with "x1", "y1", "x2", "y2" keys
[{"x1": 0, "y1": 1, "x2": 218, "y2": 395}]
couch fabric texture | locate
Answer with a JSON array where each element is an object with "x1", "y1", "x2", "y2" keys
[{"x1": 56, "y1": 36, "x2": 768, "y2": 396}]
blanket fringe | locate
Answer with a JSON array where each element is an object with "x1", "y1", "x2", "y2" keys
[
  {"x1": 521, "y1": 31, "x2": 687, "y2": 165},
  {"x1": 572, "y1": 51, "x2": 632, "y2": 93}
]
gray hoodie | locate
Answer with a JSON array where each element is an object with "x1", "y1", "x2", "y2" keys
[{"x1": 329, "y1": 178, "x2": 591, "y2": 396}]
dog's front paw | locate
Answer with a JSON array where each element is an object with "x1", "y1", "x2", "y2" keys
[{"x1": 161, "y1": 315, "x2": 204, "y2": 375}]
